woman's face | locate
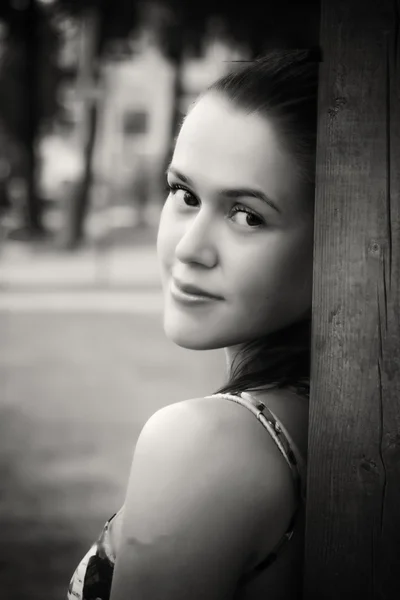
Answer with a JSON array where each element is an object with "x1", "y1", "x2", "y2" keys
[{"x1": 157, "y1": 93, "x2": 314, "y2": 351}]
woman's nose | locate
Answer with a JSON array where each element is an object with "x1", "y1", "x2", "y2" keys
[{"x1": 174, "y1": 210, "x2": 218, "y2": 268}]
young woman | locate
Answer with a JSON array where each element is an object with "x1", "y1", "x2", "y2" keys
[{"x1": 67, "y1": 48, "x2": 318, "y2": 600}]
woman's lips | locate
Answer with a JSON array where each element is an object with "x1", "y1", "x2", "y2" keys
[{"x1": 170, "y1": 278, "x2": 224, "y2": 304}]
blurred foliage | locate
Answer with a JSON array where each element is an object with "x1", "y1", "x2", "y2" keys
[
  {"x1": 0, "y1": 2, "x2": 65, "y2": 233},
  {"x1": 51, "y1": 0, "x2": 320, "y2": 64},
  {"x1": 0, "y1": 3, "x2": 62, "y2": 144},
  {"x1": 144, "y1": 0, "x2": 320, "y2": 61},
  {"x1": 52, "y1": 0, "x2": 140, "y2": 57},
  {"x1": 212, "y1": 0, "x2": 320, "y2": 53}
]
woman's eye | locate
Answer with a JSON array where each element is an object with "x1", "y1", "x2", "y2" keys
[
  {"x1": 167, "y1": 184, "x2": 199, "y2": 207},
  {"x1": 230, "y1": 207, "x2": 264, "y2": 229}
]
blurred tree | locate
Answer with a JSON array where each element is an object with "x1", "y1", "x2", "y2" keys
[
  {"x1": 51, "y1": 0, "x2": 141, "y2": 248},
  {"x1": 0, "y1": 0, "x2": 63, "y2": 238}
]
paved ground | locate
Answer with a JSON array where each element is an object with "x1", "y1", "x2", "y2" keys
[
  {"x1": 0, "y1": 231, "x2": 164, "y2": 313},
  {"x1": 0, "y1": 238, "x2": 226, "y2": 599},
  {"x1": 1, "y1": 237, "x2": 161, "y2": 290}
]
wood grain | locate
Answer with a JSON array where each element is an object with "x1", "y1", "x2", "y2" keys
[{"x1": 304, "y1": 1, "x2": 400, "y2": 598}]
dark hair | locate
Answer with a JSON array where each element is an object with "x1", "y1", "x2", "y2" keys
[{"x1": 205, "y1": 49, "x2": 320, "y2": 399}]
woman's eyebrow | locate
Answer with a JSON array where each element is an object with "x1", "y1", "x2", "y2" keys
[
  {"x1": 166, "y1": 166, "x2": 282, "y2": 214},
  {"x1": 219, "y1": 188, "x2": 282, "y2": 214},
  {"x1": 166, "y1": 166, "x2": 192, "y2": 185}
]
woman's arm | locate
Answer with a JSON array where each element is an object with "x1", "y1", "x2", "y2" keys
[{"x1": 110, "y1": 397, "x2": 296, "y2": 600}]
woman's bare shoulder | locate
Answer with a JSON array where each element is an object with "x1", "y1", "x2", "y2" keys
[
  {"x1": 138, "y1": 393, "x2": 299, "y2": 508},
  {"x1": 111, "y1": 395, "x2": 298, "y2": 568},
  {"x1": 140, "y1": 393, "x2": 299, "y2": 466}
]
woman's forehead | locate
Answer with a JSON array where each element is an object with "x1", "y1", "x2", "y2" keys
[
  {"x1": 172, "y1": 95, "x2": 298, "y2": 206},
  {"x1": 177, "y1": 95, "x2": 281, "y2": 161}
]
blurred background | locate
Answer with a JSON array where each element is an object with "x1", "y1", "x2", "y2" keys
[{"x1": 0, "y1": 1, "x2": 320, "y2": 598}]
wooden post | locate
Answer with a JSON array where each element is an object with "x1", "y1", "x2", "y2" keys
[{"x1": 304, "y1": 1, "x2": 400, "y2": 598}]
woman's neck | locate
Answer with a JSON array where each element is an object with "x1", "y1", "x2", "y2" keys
[{"x1": 224, "y1": 344, "x2": 244, "y2": 377}]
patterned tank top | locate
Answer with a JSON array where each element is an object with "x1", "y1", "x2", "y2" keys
[{"x1": 66, "y1": 391, "x2": 306, "y2": 600}]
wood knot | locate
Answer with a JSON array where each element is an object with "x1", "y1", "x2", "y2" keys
[
  {"x1": 328, "y1": 305, "x2": 341, "y2": 324},
  {"x1": 367, "y1": 240, "x2": 382, "y2": 257},
  {"x1": 384, "y1": 434, "x2": 400, "y2": 459},
  {"x1": 357, "y1": 456, "x2": 380, "y2": 494},
  {"x1": 328, "y1": 96, "x2": 347, "y2": 117},
  {"x1": 359, "y1": 457, "x2": 378, "y2": 473}
]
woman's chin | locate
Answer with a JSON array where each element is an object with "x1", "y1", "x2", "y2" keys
[
  {"x1": 164, "y1": 330, "x2": 213, "y2": 351},
  {"x1": 163, "y1": 320, "x2": 220, "y2": 351}
]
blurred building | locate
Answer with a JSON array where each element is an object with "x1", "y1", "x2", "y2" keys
[{"x1": 93, "y1": 40, "x2": 175, "y2": 210}]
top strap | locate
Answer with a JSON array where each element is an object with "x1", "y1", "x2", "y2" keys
[
  {"x1": 209, "y1": 391, "x2": 306, "y2": 502},
  {"x1": 206, "y1": 391, "x2": 307, "y2": 587}
]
